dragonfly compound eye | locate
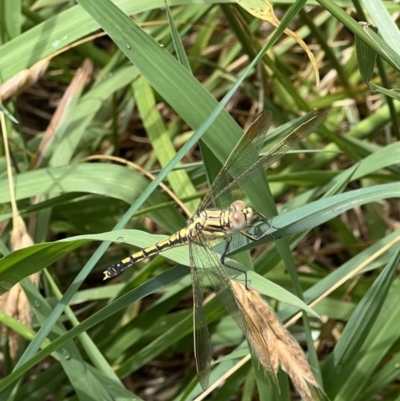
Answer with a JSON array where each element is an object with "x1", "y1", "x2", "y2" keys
[{"x1": 231, "y1": 200, "x2": 249, "y2": 230}]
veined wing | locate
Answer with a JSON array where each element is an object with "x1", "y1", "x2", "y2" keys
[
  {"x1": 189, "y1": 242, "x2": 212, "y2": 391},
  {"x1": 200, "y1": 111, "x2": 326, "y2": 211},
  {"x1": 189, "y1": 225, "x2": 252, "y2": 389},
  {"x1": 200, "y1": 111, "x2": 272, "y2": 211},
  {"x1": 191, "y1": 231, "x2": 248, "y2": 335},
  {"x1": 190, "y1": 231, "x2": 274, "y2": 387}
]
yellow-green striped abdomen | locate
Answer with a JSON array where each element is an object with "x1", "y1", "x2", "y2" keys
[{"x1": 103, "y1": 201, "x2": 255, "y2": 280}]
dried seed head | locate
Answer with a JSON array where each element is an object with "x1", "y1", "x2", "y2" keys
[
  {"x1": 0, "y1": 216, "x2": 39, "y2": 359},
  {"x1": 230, "y1": 280, "x2": 322, "y2": 401}
]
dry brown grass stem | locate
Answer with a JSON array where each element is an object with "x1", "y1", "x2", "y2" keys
[
  {"x1": 286, "y1": 235, "x2": 400, "y2": 328},
  {"x1": 84, "y1": 154, "x2": 192, "y2": 218}
]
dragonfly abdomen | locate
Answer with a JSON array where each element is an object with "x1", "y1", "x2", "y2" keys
[{"x1": 103, "y1": 228, "x2": 189, "y2": 280}]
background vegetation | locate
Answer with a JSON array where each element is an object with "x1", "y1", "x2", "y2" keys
[{"x1": 0, "y1": 0, "x2": 400, "y2": 400}]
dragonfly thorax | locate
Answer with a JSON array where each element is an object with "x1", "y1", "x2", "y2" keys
[{"x1": 230, "y1": 200, "x2": 255, "y2": 231}]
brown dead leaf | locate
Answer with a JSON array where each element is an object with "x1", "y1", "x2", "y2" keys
[
  {"x1": 31, "y1": 58, "x2": 93, "y2": 169},
  {"x1": 0, "y1": 60, "x2": 49, "y2": 102}
]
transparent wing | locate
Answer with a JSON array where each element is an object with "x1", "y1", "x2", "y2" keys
[
  {"x1": 189, "y1": 242, "x2": 212, "y2": 391},
  {"x1": 200, "y1": 111, "x2": 272, "y2": 211},
  {"x1": 200, "y1": 111, "x2": 326, "y2": 211},
  {"x1": 191, "y1": 233, "x2": 278, "y2": 388},
  {"x1": 191, "y1": 232, "x2": 248, "y2": 338}
]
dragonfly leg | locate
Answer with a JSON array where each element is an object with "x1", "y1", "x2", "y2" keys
[
  {"x1": 241, "y1": 217, "x2": 279, "y2": 241},
  {"x1": 220, "y1": 237, "x2": 249, "y2": 289},
  {"x1": 241, "y1": 230, "x2": 269, "y2": 241}
]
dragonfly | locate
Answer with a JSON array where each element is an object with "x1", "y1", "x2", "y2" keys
[{"x1": 103, "y1": 110, "x2": 326, "y2": 390}]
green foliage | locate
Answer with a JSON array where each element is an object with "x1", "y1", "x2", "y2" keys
[{"x1": 0, "y1": 0, "x2": 400, "y2": 400}]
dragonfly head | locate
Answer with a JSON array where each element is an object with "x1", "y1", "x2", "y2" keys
[{"x1": 231, "y1": 200, "x2": 254, "y2": 230}]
